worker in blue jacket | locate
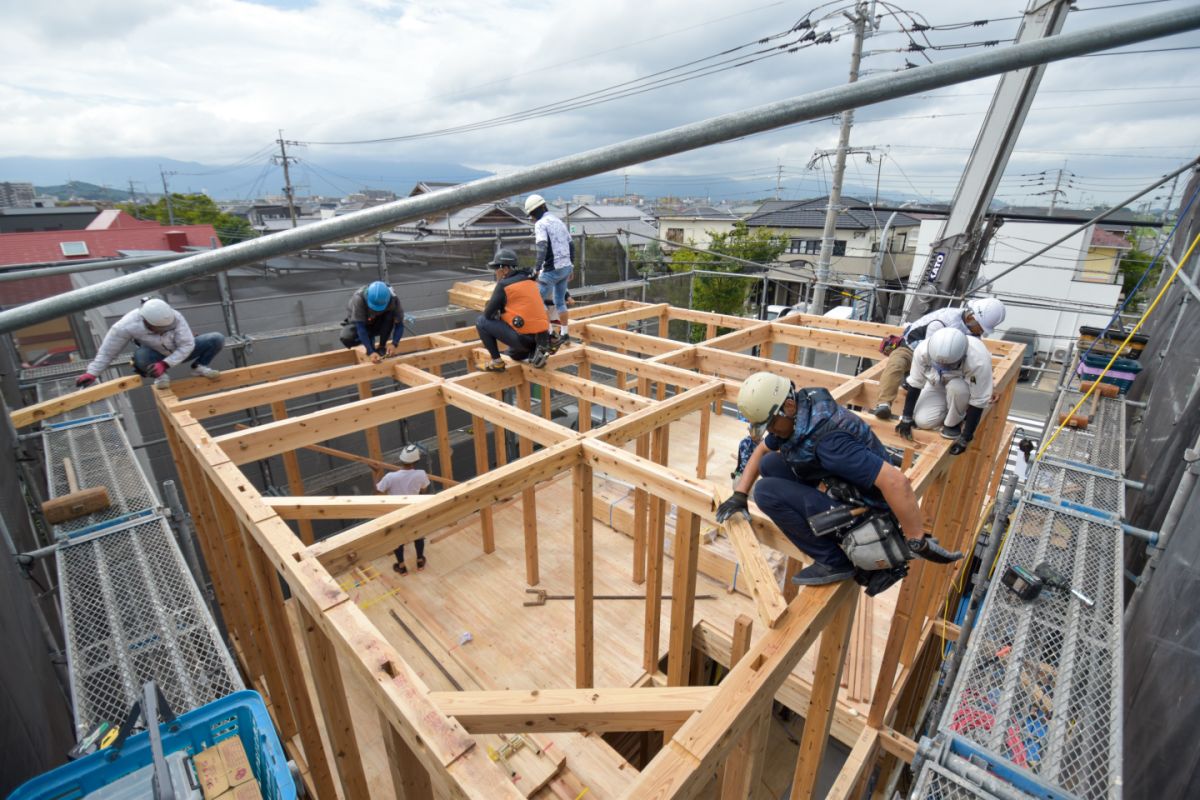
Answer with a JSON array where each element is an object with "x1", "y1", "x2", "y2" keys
[{"x1": 340, "y1": 281, "x2": 404, "y2": 362}]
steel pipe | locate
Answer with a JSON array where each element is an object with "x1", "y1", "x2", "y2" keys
[{"x1": 2, "y1": 6, "x2": 1198, "y2": 335}]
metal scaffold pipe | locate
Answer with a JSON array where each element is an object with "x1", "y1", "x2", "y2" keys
[{"x1": 1, "y1": 5, "x2": 1198, "y2": 335}]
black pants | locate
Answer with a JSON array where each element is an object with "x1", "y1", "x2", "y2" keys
[
  {"x1": 475, "y1": 315, "x2": 547, "y2": 360},
  {"x1": 340, "y1": 321, "x2": 390, "y2": 353},
  {"x1": 394, "y1": 539, "x2": 425, "y2": 562}
]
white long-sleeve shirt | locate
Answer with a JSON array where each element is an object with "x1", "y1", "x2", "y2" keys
[
  {"x1": 86, "y1": 308, "x2": 196, "y2": 374},
  {"x1": 907, "y1": 335, "x2": 993, "y2": 409}
]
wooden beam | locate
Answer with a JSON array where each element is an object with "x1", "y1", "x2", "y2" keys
[
  {"x1": 516, "y1": 381, "x2": 540, "y2": 587},
  {"x1": 379, "y1": 709, "x2": 435, "y2": 800},
  {"x1": 574, "y1": 462, "x2": 594, "y2": 688},
  {"x1": 270, "y1": 402, "x2": 314, "y2": 544},
  {"x1": 627, "y1": 581, "x2": 857, "y2": 798},
  {"x1": 720, "y1": 516, "x2": 788, "y2": 629},
  {"x1": 308, "y1": 440, "x2": 581, "y2": 575},
  {"x1": 170, "y1": 349, "x2": 356, "y2": 399},
  {"x1": 265, "y1": 495, "x2": 424, "y2": 519},
  {"x1": 877, "y1": 727, "x2": 918, "y2": 763},
  {"x1": 176, "y1": 361, "x2": 395, "y2": 419},
  {"x1": 585, "y1": 348, "x2": 715, "y2": 390},
  {"x1": 596, "y1": 381, "x2": 724, "y2": 447},
  {"x1": 217, "y1": 383, "x2": 441, "y2": 465},
  {"x1": 768, "y1": 323, "x2": 883, "y2": 360},
  {"x1": 695, "y1": 346, "x2": 845, "y2": 392},
  {"x1": 642, "y1": 426, "x2": 669, "y2": 674},
  {"x1": 668, "y1": 306, "x2": 760, "y2": 329},
  {"x1": 524, "y1": 366, "x2": 651, "y2": 416},
  {"x1": 471, "y1": 413, "x2": 496, "y2": 555},
  {"x1": 11, "y1": 374, "x2": 142, "y2": 428},
  {"x1": 442, "y1": 383, "x2": 569, "y2": 449},
  {"x1": 666, "y1": 509, "x2": 701, "y2": 687},
  {"x1": 430, "y1": 687, "x2": 715, "y2": 733},
  {"x1": 357, "y1": 381, "x2": 386, "y2": 481},
  {"x1": 789, "y1": 593, "x2": 856, "y2": 799},
  {"x1": 720, "y1": 615, "x2": 770, "y2": 800},
  {"x1": 578, "y1": 323, "x2": 680, "y2": 356},
  {"x1": 826, "y1": 727, "x2": 881, "y2": 800}
]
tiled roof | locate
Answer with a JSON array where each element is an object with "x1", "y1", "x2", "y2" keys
[
  {"x1": 744, "y1": 196, "x2": 921, "y2": 230},
  {"x1": 1090, "y1": 228, "x2": 1132, "y2": 249},
  {"x1": 0, "y1": 222, "x2": 220, "y2": 267}
]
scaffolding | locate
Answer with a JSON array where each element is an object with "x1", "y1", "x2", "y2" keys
[{"x1": 914, "y1": 388, "x2": 1125, "y2": 800}]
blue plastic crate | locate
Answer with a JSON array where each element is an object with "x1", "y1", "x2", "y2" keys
[
  {"x1": 11, "y1": 691, "x2": 295, "y2": 800},
  {"x1": 1077, "y1": 352, "x2": 1143, "y2": 394}
]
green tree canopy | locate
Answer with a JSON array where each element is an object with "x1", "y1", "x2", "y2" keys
[
  {"x1": 669, "y1": 221, "x2": 787, "y2": 318},
  {"x1": 1118, "y1": 245, "x2": 1158, "y2": 306},
  {"x1": 121, "y1": 193, "x2": 255, "y2": 246}
]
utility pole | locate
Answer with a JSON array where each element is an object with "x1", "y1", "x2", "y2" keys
[
  {"x1": 159, "y1": 166, "x2": 176, "y2": 225},
  {"x1": 127, "y1": 180, "x2": 139, "y2": 212},
  {"x1": 810, "y1": 1, "x2": 873, "y2": 320},
  {"x1": 1046, "y1": 165, "x2": 1071, "y2": 215},
  {"x1": 624, "y1": 172, "x2": 629, "y2": 200},
  {"x1": 776, "y1": 163, "x2": 784, "y2": 200},
  {"x1": 273, "y1": 130, "x2": 300, "y2": 228}
]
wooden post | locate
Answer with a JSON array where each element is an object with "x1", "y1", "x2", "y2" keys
[
  {"x1": 696, "y1": 400, "x2": 711, "y2": 480},
  {"x1": 299, "y1": 605, "x2": 371, "y2": 800},
  {"x1": 643, "y1": 425, "x2": 669, "y2": 673},
  {"x1": 790, "y1": 593, "x2": 857, "y2": 799},
  {"x1": 471, "y1": 415, "x2": 496, "y2": 553},
  {"x1": 666, "y1": 509, "x2": 701, "y2": 687},
  {"x1": 271, "y1": 401, "x2": 315, "y2": 544},
  {"x1": 516, "y1": 381, "x2": 540, "y2": 586},
  {"x1": 720, "y1": 615, "x2": 771, "y2": 799},
  {"x1": 430, "y1": 365, "x2": 454, "y2": 484},
  {"x1": 632, "y1": 431, "x2": 650, "y2": 586},
  {"x1": 578, "y1": 361, "x2": 592, "y2": 433},
  {"x1": 379, "y1": 709, "x2": 435, "y2": 800},
  {"x1": 492, "y1": 392, "x2": 508, "y2": 468},
  {"x1": 574, "y1": 462, "x2": 594, "y2": 688},
  {"x1": 357, "y1": 381, "x2": 386, "y2": 481}
]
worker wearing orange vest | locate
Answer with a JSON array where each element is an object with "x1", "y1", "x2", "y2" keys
[{"x1": 476, "y1": 249, "x2": 552, "y2": 371}]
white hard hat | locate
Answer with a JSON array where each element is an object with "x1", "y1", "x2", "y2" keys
[
  {"x1": 523, "y1": 194, "x2": 547, "y2": 215},
  {"x1": 928, "y1": 327, "x2": 967, "y2": 367},
  {"x1": 966, "y1": 297, "x2": 1005, "y2": 336},
  {"x1": 399, "y1": 444, "x2": 421, "y2": 464},
  {"x1": 140, "y1": 298, "x2": 175, "y2": 328},
  {"x1": 737, "y1": 372, "x2": 793, "y2": 437}
]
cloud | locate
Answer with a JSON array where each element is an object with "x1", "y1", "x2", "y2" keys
[{"x1": 0, "y1": 0, "x2": 1197, "y2": 204}]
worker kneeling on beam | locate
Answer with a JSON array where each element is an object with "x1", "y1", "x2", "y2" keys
[
  {"x1": 340, "y1": 280, "x2": 407, "y2": 363},
  {"x1": 716, "y1": 372, "x2": 961, "y2": 596},
  {"x1": 75, "y1": 298, "x2": 224, "y2": 391},
  {"x1": 894, "y1": 327, "x2": 993, "y2": 457},
  {"x1": 475, "y1": 248, "x2": 552, "y2": 371},
  {"x1": 872, "y1": 297, "x2": 1004, "y2": 421}
]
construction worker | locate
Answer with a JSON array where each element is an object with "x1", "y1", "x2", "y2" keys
[
  {"x1": 378, "y1": 445, "x2": 430, "y2": 575},
  {"x1": 74, "y1": 298, "x2": 224, "y2": 390},
  {"x1": 340, "y1": 280, "x2": 404, "y2": 363},
  {"x1": 476, "y1": 248, "x2": 552, "y2": 371},
  {"x1": 895, "y1": 327, "x2": 994, "y2": 456},
  {"x1": 716, "y1": 372, "x2": 959, "y2": 589},
  {"x1": 872, "y1": 297, "x2": 1005, "y2": 420},
  {"x1": 523, "y1": 194, "x2": 574, "y2": 349}
]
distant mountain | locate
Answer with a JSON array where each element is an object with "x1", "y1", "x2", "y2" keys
[
  {"x1": 0, "y1": 156, "x2": 491, "y2": 202},
  {"x1": 35, "y1": 180, "x2": 133, "y2": 202}
]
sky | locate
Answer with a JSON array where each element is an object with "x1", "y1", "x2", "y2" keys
[{"x1": 2, "y1": 0, "x2": 1199, "y2": 207}]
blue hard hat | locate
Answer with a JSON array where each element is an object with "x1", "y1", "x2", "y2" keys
[{"x1": 366, "y1": 281, "x2": 391, "y2": 312}]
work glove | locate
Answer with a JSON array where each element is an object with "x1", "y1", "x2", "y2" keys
[
  {"x1": 716, "y1": 491, "x2": 750, "y2": 523},
  {"x1": 948, "y1": 436, "x2": 970, "y2": 456},
  {"x1": 384, "y1": 341, "x2": 398, "y2": 357},
  {"x1": 908, "y1": 536, "x2": 963, "y2": 564},
  {"x1": 75, "y1": 373, "x2": 97, "y2": 388},
  {"x1": 369, "y1": 351, "x2": 382, "y2": 364},
  {"x1": 147, "y1": 361, "x2": 168, "y2": 378},
  {"x1": 895, "y1": 417, "x2": 915, "y2": 441}
]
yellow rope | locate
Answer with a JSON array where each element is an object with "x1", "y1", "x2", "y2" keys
[{"x1": 1035, "y1": 231, "x2": 1200, "y2": 463}]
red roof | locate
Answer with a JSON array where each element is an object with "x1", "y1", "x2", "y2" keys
[
  {"x1": 1091, "y1": 228, "x2": 1132, "y2": 249},
  {"x1": 0, "y1": 215, "x2": 220, "y2": 268},
  {"x1": 0, "y1": 212, "x2": 221, "y2": 306}
]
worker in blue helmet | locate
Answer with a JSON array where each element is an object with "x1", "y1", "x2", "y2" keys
[{"x1": 339, "y1": 281, "x2": 405, "y2": 362}]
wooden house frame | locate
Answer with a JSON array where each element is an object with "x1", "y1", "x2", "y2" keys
[{"x1": 29, "y1": 294, "x2": 1020, "y2": 798}]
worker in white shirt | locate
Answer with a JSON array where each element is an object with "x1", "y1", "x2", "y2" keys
[
  {"x1": 377, "y1": 445, "x2": 431, "y2": 574},
  {"x1": 894, "y1": 328, "x2": 994, "y2": 456}
]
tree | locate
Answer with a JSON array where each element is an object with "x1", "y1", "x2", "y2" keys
[
  {"x1": 1118, "y1": 245, "x2": 1158, "y2": 306},
  {"x1": 120, "y1": 193, "x2": 255, "y2": 246},
  {"x1": 669, "y1": 221, "x2": 787, "y2": 320}
]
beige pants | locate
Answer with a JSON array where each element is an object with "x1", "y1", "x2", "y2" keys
[{"x1": 876, "y1": 346, "x2": 913, "y2": 406}]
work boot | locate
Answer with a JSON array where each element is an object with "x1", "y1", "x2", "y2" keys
[
  {"x1": 941, "y1": 423, "x2": 962, "y2": 439},
  {"x1": 192, "y1": 365, "x2": 221, "y2": 380},
  {"x1": 871, "y1": 403, "x2": 892, "y2": 420},
  {"x1": 791, "y1": 562, "x2": 855, "y2": 586},
  {"x1": 528, "y1": 347, "x2": 549, "y2": 368},
  {"x1": 153, "y1": 374, "x2": 171, "y2": 390}
]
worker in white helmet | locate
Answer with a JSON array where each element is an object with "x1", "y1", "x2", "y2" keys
[
  {"x1": 378, "y1": 444, "x2": 430, "y2": 575},
  {"x1": 894, "y1": 327, "x2": 994, "y2": 456},
  {"x1": 872, "y1": 297, "x2": 1005, "y2": 421},
  {"x1": 75, "y1": 297, "x2": 225, "y2": 390},
  {"x1": 523, "y1": 193, "x2": 575, "y2": 351}
]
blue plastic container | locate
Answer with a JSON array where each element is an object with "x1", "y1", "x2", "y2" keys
[
  {"x1": 1077, "y1": 352, "x2": 1143, "y2": 394},
  {"x1": 10, "y1": 691, "x2": 295, "y2": 800}
]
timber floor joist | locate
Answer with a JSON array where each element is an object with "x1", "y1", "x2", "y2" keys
[{"x1": 52, "y1": 289, "x2": 1023, "y2": 800}]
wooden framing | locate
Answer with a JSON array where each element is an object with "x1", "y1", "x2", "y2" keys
[{"x1": 58, "y1": 293, "x2": 1023, "y2": 800}]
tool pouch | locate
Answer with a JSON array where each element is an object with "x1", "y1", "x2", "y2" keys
[{"x1": 839, "y1": 513, "x2": 909, "y2": 572}]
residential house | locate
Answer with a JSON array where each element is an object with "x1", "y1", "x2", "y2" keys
[
  {"x1": 654, "y1": 205, "x2": 740, "y2": 249},
  {"x1": 0, "y1": 182, "x2": 36, "y2": 208},
  {"x1": 0, "y1": 206, "x2": 99, "y2": 233}
]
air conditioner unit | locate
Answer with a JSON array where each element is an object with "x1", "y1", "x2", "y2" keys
[{"x1": 1052, "y1": 347, "x2": 1069, "y2": 363}]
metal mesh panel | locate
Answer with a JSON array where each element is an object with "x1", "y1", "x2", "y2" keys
[
  {"x1": 1028, "y1": 462, "x2": 1123, "y2": 517},
  {"x1": 1043, "y1": 390, "x2": 1124, "y2": 472},
  {"x1": 43, "y1": 418, "x2": 159, "y2": 534},
  {"x1": 35, "y1": 375, "x2": 116, "y2": 420},
  {"x1": 940, "y1": 495, "x2": 1122, "y2": 799},
  {"x1": 57, "y1": 517, "x2": 242, "y2": 734},
  {"x1": 910, "y1": 762, "x2": 1002, "y2": 800},
  {"x1": 20, "y1": 359, "x2": 92, "y2": 382}
]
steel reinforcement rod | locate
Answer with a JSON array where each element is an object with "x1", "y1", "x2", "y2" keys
[{"x1": 1, "y1": 5, "x2": 1198, "y2": 335}]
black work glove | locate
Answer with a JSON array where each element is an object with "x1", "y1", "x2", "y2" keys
[
  {"x1": 908, "y1": 536, "x2": 963, "y2": 564},
  {"x1": 895, "y1": 417, "x2": 915, "y2": 441},
  {"x1": 75, "y1": 372, "x2": 97, "y2": 388},
  {"x1": 716, "y1": 491, "x2": 749, "y2": 523},
  {"x1": 948, "y1": 436, "x2": 970, "y2": 456}
]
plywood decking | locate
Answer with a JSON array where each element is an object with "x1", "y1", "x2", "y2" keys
[{"x1": 117, "y1": 294, "x2": 1024, "y2": 800}]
